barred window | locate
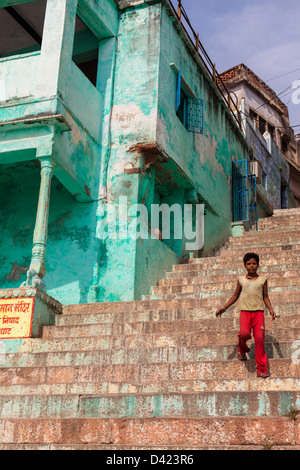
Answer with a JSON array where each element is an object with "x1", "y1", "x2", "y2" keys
[{"x1": 176, "y1": 71, "x2": 203, "y2": 134}]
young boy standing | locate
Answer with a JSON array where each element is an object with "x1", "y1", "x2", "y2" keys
[{"x1": 215, "y1": 252, "x2": 276, "y2": 378}]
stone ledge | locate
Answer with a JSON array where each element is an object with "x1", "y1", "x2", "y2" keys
[
  {"x1": 0, "y1": 287, "x2": 62, "y2": 315},
  {"x1": 0, "y1": 288, "x2": 62, "y2": 339},
  {"x1": 114, "y1": 0, "x2": 160, "y2": 9}
]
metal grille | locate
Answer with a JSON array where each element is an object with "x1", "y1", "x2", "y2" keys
[
  {"x1": 167, "y1": 0, "x2": 242, "y2": 131},
  {"x1": 186, "y1": 97, "x2": 203, "y2": 134},
  {"x1": 248, "y1": 174, "x2": 258, "y2": 230},
  {"x1": 233, "y1": 159, "x2": 258, "y2": 230},
  {"x1": 233, "y1": 159, "x2": 249, "y2": 223},
  {"x1": 176, "y1": 70, "x2": 182, "y2": 112}
]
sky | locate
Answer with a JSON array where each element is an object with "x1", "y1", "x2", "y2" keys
[{"x1": 178, "y1": 0, "x2": 300, "y2": 131}]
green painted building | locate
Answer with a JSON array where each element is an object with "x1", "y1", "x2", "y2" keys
[{"x1": 0, "y1": 0, "x2": 295, "y2": 305}]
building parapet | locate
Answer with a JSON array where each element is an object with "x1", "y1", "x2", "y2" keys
[
  {"x1": 115, "y1": 0, "x2": 245, "y2": 138},
  {"x1": 219, "y1": 63, "x2": 289, "y2": 117}
]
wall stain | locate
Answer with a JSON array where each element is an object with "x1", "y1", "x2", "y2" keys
[{"x1": 4, "y1": 261, "x2": 29, "y2": 282}]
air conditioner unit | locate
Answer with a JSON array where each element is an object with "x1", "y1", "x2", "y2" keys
[{"x1": 250, "y1": 161, "x2": 262, "y2": 184}]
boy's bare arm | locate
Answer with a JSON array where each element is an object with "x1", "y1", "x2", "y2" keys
[
  {"x1": 263, "y1": 280, "x2": 276, "y2": 320},
  {"x1": 216, "y1": 280, "x2": 242, "y2": 317}
]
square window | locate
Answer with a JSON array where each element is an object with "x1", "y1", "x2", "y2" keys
[
  {"x1": 186, "y1": 97, "x2": 203, "y2": 134},
  {"x1": 72, "y1": 14, "x2": 99, "y2": 87},
  {"x1": 259, "y1": 116, "x2": 266, "y2": 135},
  {"x1": 176, "y1": 71, "x2": 203, "y2": 134},
  {"x1": 177, "y1": 86, "x2": 188, "y2": 127},
  {"x1": 262, "y1": 172, "x2": 267, "y2": 189}
]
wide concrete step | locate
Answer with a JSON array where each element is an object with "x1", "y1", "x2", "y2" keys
[
  {"x1": 62, "y1": 296, "x2": 300, "y2": 320},
  {"x1": 0, "y1": 390, "x2": 299, "y2": 419},
  {"x1": 235, "y1": 223, "x2": 300, "y2": 232},
  {"x1": 258, "y1": 222, "x2": 300, "y2": 232},
  {"x1": 1, "y1": 443, "x2": 299, "y2": 450},
  {"x1": 0, "y1": 416, "x2": 298, "y2": 446},
  {"x1": 152, "y1": 277, "x2": 300, "y2": 294},
  {"x1": 63, "y1": 298, "x2": 227, "y2": 315},
  {"x1": 273, "y1": 208, "x2": 300, "y2": 216},
  {"x1": 257, "y1": 227, "x2": 300, "y2": 236},
  {"x1": 260, "y1": 210, "x2": 300, "y2": 217},
  {"x1": 144, "y1": 287, "x2": 300, "y2": 301},
  {"x1": 220, "y1": 242, "x2": 300, "y2": 253},
  {"x1": 58, "y1": 307, "x2": 228, "y2": 326},
  {"x1": 79, "y1": 390, "x2": 300, "y2": 418},
  {"x1": 57, "y1": 302, "x2": 299, "y2": 327},
  {"x1": 176, "y1": 255, "x2": 300, "y2": 270},
  {"x1": 0, "y1": 376, "x2": 299, "y2": 397},
  {"x1": 228, "y1": 229, "x2": 300, "y2": 244},
  {"x1": 220, "y1": 248, "x2": 298, "y2": 260},
  {"x1": 47, "y1": 317, "x2": 243, "y2": 338},
  {"x1": 166, "y1": 264, "x2": 300, "y2": 280},
  {"x1": 161, "y1": 270, "x2": 299, "y2": 285},
  {"x1": 3, "y1": 326, "x2": 299, "y2": 355},
  {"x1": 150, "y1": 283, "x2": 300, "y2": 297},
  {"x1": 258, "y1": 217, "x2": 300, "y2": 226},
  {"x1": 43, "y1": 315, "x2": 300, "y2": 339},
  {"x1": 0, "y1": 359, "x2": 297, "y2": 388},
  {"x1": 223, "y1": 242, "x2": 300, "y2": 251},
  {"x1": 38, "y1": 327, "x2": 300, "y2": 352},
  {"x1": 0, "y1": 341, "x2": 296, "y2": 369}
]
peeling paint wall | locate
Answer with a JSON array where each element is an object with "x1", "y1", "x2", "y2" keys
[
  {"x1": 0, "y1": 162, "x2": 98, "y2": 304},
  {"x1": 0, "y1": 0, "x2": 120, "y2": 304},
  {"x1": 0, "y1": 0, "x2": 119, "y2": 201},
  {"x1": 90, "y1": 2, "x2": 165, "y2": 302},
  {"x1": 246, "y1": 120, "x2": 292, "y2": 211},
  {"x1": 0, "y1": 0, "x2": 254, "y2": 305},
  {"x1": 91, "y1": 1, "x2": 250, "y2": 302},
  {"x1": 156, "y1": 3, "x2": 249, "y2": 255}
]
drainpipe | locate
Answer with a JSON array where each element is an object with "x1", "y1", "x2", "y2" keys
[
  {"x1": 241, "y1": 97, "x2": 247, "y2": 138},
  {"x1": 99, "y1": 36, "x2": 118, "y2": 202},
  {"x1": 87, "y1": 36, "x2": 118, "y2": 303}
]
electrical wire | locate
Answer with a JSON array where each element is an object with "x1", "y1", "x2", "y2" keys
[
  {"x1": 265, "y1": 67, "x2": 300, "y2": 83},
  {"x1": 251, "y1": 78, "x2": 300, "y2": 114},
  {"x1": 239, "y1": 109, "x2": 300, "y2": 130},
  {"x1": 278, "y1": 83, "x2": 296, "y2": 97}
]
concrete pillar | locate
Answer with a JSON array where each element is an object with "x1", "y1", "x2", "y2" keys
[
  {"x1": 38, "y1": 0, "x2": 78, "y2": 99},
  {"x1": 240, "y1": 97, "x2": 247, "y2": 137}
]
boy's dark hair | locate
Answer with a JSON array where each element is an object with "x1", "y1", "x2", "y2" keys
[{"x1": 243, "y1": 252, "x2": 259, "y2": 266}]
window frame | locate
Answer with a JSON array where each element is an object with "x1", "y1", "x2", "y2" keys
[{"x1": 176, "y1": 70, "x2": 203, "y2": 135}]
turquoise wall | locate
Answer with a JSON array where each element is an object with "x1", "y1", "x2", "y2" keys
[
  {"x1": 0, "y1": 1, "x2": 253, "y2": 305},
  {"x1": 0, "y1": 0, "x2": 121, "y2": 305},
  {"x1": 0, "y1": 162, "x2": 98, "y2": 304},
  {"x1": 156, "y1": 3, "x2": 249, "y2": 255},
  {"x1": 90, "y1": 3, "x2": 166, "y2": 302}
]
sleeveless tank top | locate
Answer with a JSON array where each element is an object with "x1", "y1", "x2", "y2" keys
[{"x1": 238, "y1": 275, "x2": 266, "y2": 311}]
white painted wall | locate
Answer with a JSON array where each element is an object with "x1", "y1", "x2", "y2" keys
[{"x1": 0, "y1": 52, "x2": 40, "y2": 104}]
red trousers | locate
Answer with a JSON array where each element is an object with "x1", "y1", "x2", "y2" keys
[{"x1": 238, "y1": 310, "x2": 268, "y2": 374}]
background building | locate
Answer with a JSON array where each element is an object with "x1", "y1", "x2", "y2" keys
[{"x1": 219, "y1": 63, "x2": 300, "y2": 208}]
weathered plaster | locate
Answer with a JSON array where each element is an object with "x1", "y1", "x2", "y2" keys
[
  {"x1": 2, "y1": 0, "x2": 289, "y2": 305},
  {"x1": 0, "y1": 162, "x2": 98, "y2": 305},
  {"x1": 156, "y1": 3, "x2": 249, "y2": 254}
]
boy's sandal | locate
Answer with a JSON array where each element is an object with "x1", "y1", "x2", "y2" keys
[
  {"x1": 237, "y1": 352, "x2": 247, "y2": 361},
  {"x1": 257, "y1": 372, "x2": 271, "y2": 379}
]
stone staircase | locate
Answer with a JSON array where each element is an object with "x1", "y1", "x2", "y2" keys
[{"x1": 0, "y1": 208, "x2": 299, "y2": 450}]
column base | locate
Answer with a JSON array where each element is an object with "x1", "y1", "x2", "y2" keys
[
  {"x1": 231, "y1": 222, "x2": 249, "y2": 237},
  {"x1": 0, "y1": 287, "x2": 62, "y2": 339}
]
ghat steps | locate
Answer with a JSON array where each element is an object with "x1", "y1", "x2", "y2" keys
[{"x1": 0, "y1": 209, "x2": 300, "y2": 450}]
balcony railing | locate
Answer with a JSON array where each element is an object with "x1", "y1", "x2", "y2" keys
[
  {"x1": 0, "y1": 51, "x2": 41, "y2": 107},
  {"x1": 167, "y1": 0, "x2": 242, "y2": 131},
  {"x1": 0, "y1": 50, "x2": 101, "y2": 140}
]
